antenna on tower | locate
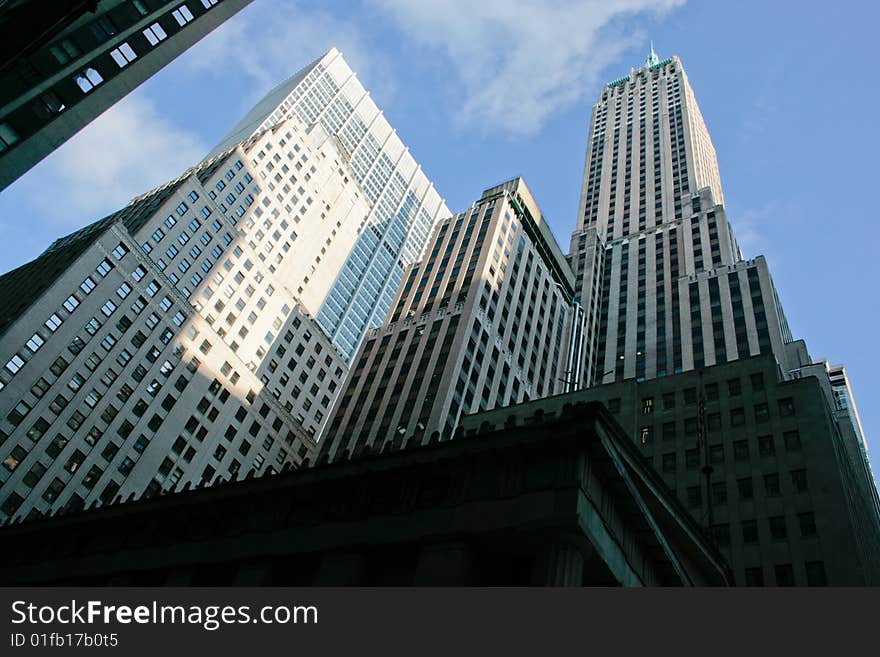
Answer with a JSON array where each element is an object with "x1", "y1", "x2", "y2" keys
[{"x1": 647, "y1": 40, "x2": 660, "y2": 67}]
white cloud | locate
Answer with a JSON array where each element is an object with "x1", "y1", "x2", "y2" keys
[
  {"x1": 179, "y1": 0, "x2": 398, "y2": 114},
  {"x1": 370, "y1": 0, "x2": 685, "y2": 135},
  {"x1": 8, "y1": 91, "x2": 206, "y2": 232},
  {"x1": 730, "y1": 199, "x2": 798, "y2": 261}
]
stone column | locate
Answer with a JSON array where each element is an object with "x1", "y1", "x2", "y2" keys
[{"x1": 531, "y1": 540, "x2": 585, "y2": 586}]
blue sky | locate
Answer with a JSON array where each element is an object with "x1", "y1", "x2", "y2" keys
[{"x1": 0, "y1": 0, "x2": 877, "y2": 456}]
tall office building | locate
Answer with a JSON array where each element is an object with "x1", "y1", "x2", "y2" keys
[
  {"x1": 320, "y1": 178, "x2": 580, "y2": 462},
  {"x1": 0, "y1": 0, "x2": 254, "y2": 191},
  {"x1": 0, "y1": 49, "x2": 449, "y2": 523},
  {"x1": 570, "y1": 50, "x2": 803, "y2": 387},
  {"x1": 554, "y1": 48, "x2": 880, "y2": 584},
  {"x1": 207, "y1": 47, "x2": 451, "y2": 363}
]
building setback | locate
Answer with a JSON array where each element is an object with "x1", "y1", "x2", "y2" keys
[
  {"x1": 541, "y1": 49, "x2": 880, "y2": 584},
  {"x1": 460, "y1": 354, "x2": 880, "y2": 586},
  {"x1": 0, "y1": 0, "x2": 254, "y2": 191},
  {"x1": 568, "y1": 52, "x2": 807, "y2": 387},
  {"x1": 320, "y1": 178, "x2": 580, "y2": 461}
]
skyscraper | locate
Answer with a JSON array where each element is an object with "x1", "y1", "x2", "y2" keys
[
  {"x1": 320, "y1": 178, "x2": 580, "y2": 461},
  {"x1": 208, "y1": 48, "x2": 451, "y2": 363},
  {"x1": 569, "y1": 52, "x2": 804, "y2": 388},
  {"x1": 0, "y1": 49, "x2": 449, "y2": 522},
  {"x1": 0, "y1": 0, "x2": 254, "y2": 191},
  {"x1": 551, "y1": 48, "x2": 880, "y2": 584}
]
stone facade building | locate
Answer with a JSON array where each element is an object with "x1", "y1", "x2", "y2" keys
[
  {"x1": 0, "y1": 49, "x2": 449, "y2": 522},
  {"x1": 0, "y1": 402, "x2": 731, "y2": 587},
  {"x1": 320, "y1": 178, "x2": 581, "y2": 461},
  {"x1": 461, "y1": 354, "x2": 880, "y2": 585}
]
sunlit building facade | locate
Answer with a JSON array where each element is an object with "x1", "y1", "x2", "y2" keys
[{"x1": 209, "y1": 48, "x2": 451, "y2": 362}]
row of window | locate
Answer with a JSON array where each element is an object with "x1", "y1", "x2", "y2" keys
[
  {"x1": 683, "y1": 469, "x2": 809, "y2": 508},
  {"x1": 636, "y1": 371, "x2": 772, "y2": 415},
  {"x1": 2, "y1": 244, "x2": 129, "y2": 388},
  {"x1": 706, "y1": 511, "x2": 817, "y2": 549},
  {"x1": 656, "y1": 436, "x2": 804, "y2": 473}
]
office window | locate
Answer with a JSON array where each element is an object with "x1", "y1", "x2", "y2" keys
[
  {"x1": 49, "y1": 38, "x2": 81, "y2": 65},
  {"x1": 784, "y1": 430, "x2": 801, "y2": 451},
  {"x1": 25, "y1": 333, "x2": 45, "y2": 353},
  {"x1": 642, "y1": 398, "x2": 654, "y2": 414},
  {"x1": 81, "y1": 465, "x2": 103, "y2": 490},
  {"x1": 798, "y1": 512, "x2": 816, "y2": 537},
  {"x1": 112, "y1": 243, "x2": 129, "y2": 260},
  {"x1": 727, "y1": 378, "x2": 741, "y2": 397},
  {"x1": 711, "y1": 524, "x2": 730, "y2": 546},
  {"x1": 64, "y1": 449, "x2": 86, "y2": 474},
  {"x1": 4, "y1": 354, "x2": 24, "y2": 375},
  {"x1": 143, "y1": 22, "x2": 168, "y2": 46},
  {"x1": 661, "y1": 452, "x2": 676, "y2": 473},
  {"x1": 741, "y1": 519, "x2": 758, "y2": 544},
  {"x1": 45, "y1": 314, "x2": 63, "y2": 332},
  {"x1": 7, "y1": 400, "x2": 32, "y2": 426},
  {"x1": 754, "y1": 402, "x2": 769, "y2": 423},
  {"x1": 2, "y1": 445, "x2": 27, "y2": 471},
  {"x1": 89, "y1": 16, "x2": 116, "y2": 41},
  {"x1": 673, "y1": 444, "x2": 693, "y2": 473},
  {"x1": 63, "y1": 295, "x2": 80, "y2": 312},
  {"x1": 33, "y1": 91, "x2": 61, "y2": 118},
  {"x1": 75, "y1": 67, "x2": 104, "y2": 93},
  {"x1": 711, "y1": 481, "x2": 727, "y2": 505},
  {"x1": 23, "y1": 462, "x2": 47, "y2": 488},
  {"x1": 732, "y1": 439, "x2": 749, "y2": 461},
  {"x1": 758, "y1": 435, "x2": 775, "y2": 456},
  {"x1": 750, "y1": 372, "x2": 765, "y2": 392},
  {"x1": 778, "y1": 397, "x2": 795, "y2": 417},
  {"x1": 774, "y1": 564, "x2": 794, "y2": 586},
  {"x1": 730, "y1": 408, "x2": 745, "y2": 426},
  {"x1": 704, "y1": 382, "x2": 719, "y2": 401},
  {"x1": 707, "y1": 412, "x2": 721, "y2": 432},
  {"x1": 791, "y1": 469, "x2": 808, "y2": 493},
  {"x1": 173, "y1": 5, "x2": 195, "y2": 26},
  {"x1": 109, "y1": 42, "x2": 137, "y2": 67},
  {"x1": 764, "y1": 473, "x2": 780, "y2": 497},
  {"x1": 805, "y1": 561, "x2": 827, "y2": 586},
  {"x1": 42, "y1": 478, "x2": 66, "y2": 503},
  {"x1": 737, "y1": 477, "x2": 753, "y2": 500},
  {"x1": 769, "y1": 516, "x2": 787, "y2": 541}
]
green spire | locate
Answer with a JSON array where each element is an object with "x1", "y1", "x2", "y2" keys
[{"x1": 646, "y1": 41, "x2": 660, "y2": 67}]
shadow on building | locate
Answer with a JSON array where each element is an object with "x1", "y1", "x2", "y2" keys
[{"x1": 0, "y1": 401, "x2": 730, "y2": 586}]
